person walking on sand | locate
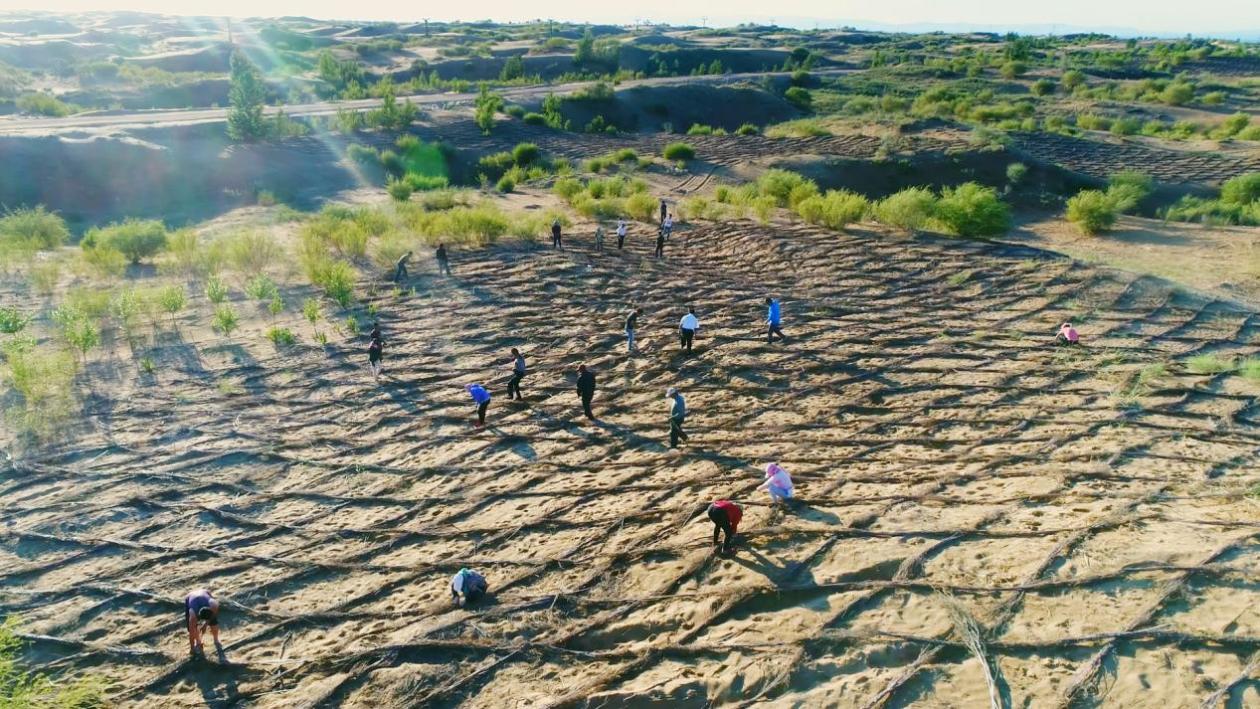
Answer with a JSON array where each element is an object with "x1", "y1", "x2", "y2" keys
[
  {"x1": 679, "y1": 307, "x2": 699, "y2": 354},
  {"x1": 576, "y1": 364, "x2": 597, "y2": 419},
  {"x1": 766, "y1": 297, "x2": 786, "y2": 343},
  {"x1": 466, "y1": 383, "x2": 491, "y2": 428},
  {"x1": 708, "y1": 499, "x2": 742, "y2": 555},
  {"x1": 436, "y1": 243, "x2": 452, "y2": 276},
  {"x1": 594, "y1": 223, "x2": 605, "y2": 252},
  {"x1": 625, "y1": 307, "x2": 641, "y2": 353},
  {"x1": 616, "y1": 219, "x2": 627, "y2": 249},
  {"x1": 668, "y1": 387, "x2": 688, "y2": 448},
  {"x1": 660, "y1": 198, "x2": 668, "y2": 224},
  {"x1": 184, "y1": 588, "x2": 222, "y2": 659},
  {"x1": 450, "y1": 568, "x2": 489, "y2": 607},
  {"x1": 1056, "y1": 322, "x2": 1079, "y2": 346},
  {"x1": 662, "y1": 213, "x2": 674, "y2": 240},
  {"x1": 368, "y1": 335, "x2": 384, "y2": 382},
  {"x1": 507, "y1": 348, "x2": 526, "y2": 400},
  {"x1": 654, "y1": 227, "x2": 666, "y2": 259},
  {"x1": 758, "y1": 462, "x2": 794, "y2": 505},
  {"x1": 394, "y1": 250, "x2": 413, "y2": 282},
  {"x1": 552, "y1": 218, "x2": 563, "y2": 251}
]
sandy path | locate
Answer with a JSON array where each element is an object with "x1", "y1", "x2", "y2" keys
[{"x1": 2, "y1": 219, "x2": 1260, "y2": 707}]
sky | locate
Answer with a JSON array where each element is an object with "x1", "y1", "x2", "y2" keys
[{"x1": 8, "y1": 0, "x2": 1260, "y2": 38}]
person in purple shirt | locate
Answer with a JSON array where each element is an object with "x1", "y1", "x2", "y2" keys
[
  {"x1": 466, "y1": 383, "x2": 491, "y2": 427},
  {"x1": 184, "y1": 588, "x2": 221, "y2": 658}
]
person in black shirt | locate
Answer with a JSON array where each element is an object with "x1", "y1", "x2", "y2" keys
[
  {"x1": 435, "y1": 243, "x2": 452, "y2": 275},
  {"x1": 654, "y1": 228, "x2": 665, "y2": 259},
  {"x1": 551, "y1": 218, "x2": 563, "y2": 250},
  {"x1": 368, "y1": 336, "x2": 383, "y2": 382},
  {"x1": 507, "y1": 348, "x2": 526, "y2": 400},
  {"x1": 576, "y1": 364, "x2": 596, "y2": 419},
  {"x1": 394, "y1": 251, "x2": 412, "y2": 282},
  {"x1": 624, "y1": 307, "x2": 641, "y2": 353}
]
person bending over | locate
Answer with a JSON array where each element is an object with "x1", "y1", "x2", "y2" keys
[
  {"x1": 708, "y1": 500, "x2": 742, "y2": 555},
  {"x1": 184, "y1": 588, "x2": 221, "y2": 658},
  {"x1": 450, "y1": 568, "x2": 489, "y2": 607}
]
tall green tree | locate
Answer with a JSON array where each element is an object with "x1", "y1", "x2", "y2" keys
[{"x1": 227, "y1": 50, "x2": 268, "y2": 141}]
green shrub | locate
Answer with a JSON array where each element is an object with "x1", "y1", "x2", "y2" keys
[
  {"x1": 244, "y1": 273, "x2": 279, "y2": 301},
  {"x1": 795, "y1": 190, "x2": 869, "y2": 230},
  {"x1": 1062, "y1": 70, "x2": 1086, "y2": 89},
  {"x1": 82, "y1": 219, "x2": 167, "y2": 264},
  {"x1": 1221, "y1": 173, "x2": 1260, "y2": 206},
  {"x1": 522, "y1": 112, "x2": 546, "y2": 126},
  {"x1": 999, "y1": 61, "x2": 1027, "y2": 78},
  {"x1": 873, "y1": 187, "x2": 937, "y2": 231},
  {"x1": 1161, "y1": 82, "x2": 1194, "y2": 106},
  {"x1": 224, "y1": 230, "x2": 281, "y2": 273},
  {"x1": 755, "y1": 169, "x2": 817, "y2": 207},
  {"x1": 1202, "y1": 91, "x2": 1226, "y2": 106},
  {"x1": 1031, "y1": 79, "x2": 1055, "y2": 96},
  {"x1": 267, "y1": 326, "x2": 297, "y2": 347},
  {"x1": 0, "y1": 206, "x2": 69, "y2": 251},
  {"x1": 387, "y1": 178, "x2": 413, "y2": 202},
  {"x1": 1076, "y1": 113, "x2": 1111, "y2": 131},
  {"x1": 686, "y1": 123, "x2": 716, "y2": 135},
  {"x1": 553, "y1": 177, "x2": 584, "y2": 201},
  {"x1": 512, "y1": 142, "x2": 541, "y2": 166},
  {"x1": 379, "y1": 150, "x2": 404, "y2": 177},
  {"x1": 1111, "y1": 117, "x2": 1141, "y2": 136},
  {"x1": 307, "y1": 258, "x2": 355, "y2": 307},
  {"x1": 0, "y1": 306, "x2": 29, "y2": 334},
  {"x1": 736, "y1": 123, "x2": 758, "y2": 135},
  {"x1": 496, "y1": 175, "x2": 516, "y2": 193},
  {"x1": 16, "y1": 92, "x2": 78, "y2": 117},
  {"x1": 212, "y1": 304, "x2": 239, "y2": 336},
  {"x1": 157, "y1": 285, "x2": 186, "y2": 320},
  {"x1": 504, "y1": 104, "x2": 526, "y2": 118},
  {"x1": 1186, "y1": 353, "x2": 1233, "y2": 375},
  {"x1": 784, "y1": 86, "x2": 812, "y2": 109},
  {"x1": 934, "y1": 183, "x2": 1011, "y2": 237},
  {"x1": 1066, "y1": 190, "x2": 1118, "y2": 235},
  {"x1": 405, "y1": 174, "x2": 449, "y2": 191},
  {"x1": 205, "y1": 276, "x2": 229, "y2": 303},
  {"x1": 663, "y1": 142, "x2": 695, "y2": 161},
  {"x1": 1006, "y1": 162, "x2": 1028, "y2": 184},
  {"x1": 626, "y1": 192, "x2": 657, "y2": 221},
  {"x1": 1107, "y1": 171, "x2": 1153, "y2": 213}
]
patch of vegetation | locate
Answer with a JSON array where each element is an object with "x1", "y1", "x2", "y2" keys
[
  {"x1": 933, "y1": 183, "x2": 1011, "y2": 238},
  {"x1": 873, "y1": 187, "x2": 937, "y2": 232},
  {"x1": 212, "y1": 303, "x2": 240, "y2": 336},
  {"x1": 81, "y1": 219, "x2": 168, "y2": 264},
  {"x1": 662, "y1": 142, "x2": 696, "y2": 161},
  {"x1": 1163, "y1": 172, "x2": 1260, "y2": 226},
  {"x1": 267, "y1": 326, "x2": 297, "y2": 347},
  {"x1": 0, "y1": 206, "x2": 69, "y2": 256},
  {"x1": 1186, "y1": 353, "x2": 1234, "y2": 375},
  {"x1": 15, "y1": 92, "x2": 79, "y2": 117}
]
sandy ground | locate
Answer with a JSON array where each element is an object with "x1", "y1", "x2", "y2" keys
[{"x1": 3, "y1": 213, "x2": 1260, "y2": 707}]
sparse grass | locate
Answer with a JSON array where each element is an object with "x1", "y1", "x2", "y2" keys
[
  {"x1": 3, "y1": 341, "x2": 80, "y2": 440},
  {"x1": 1186, "y1": 353, "x2": 1234, "y2": 375},
  {"x1": 764, "y1": 118, "x2": 830, "y2": 138},
  {"x1": 0, "y1": 616, "x2": 106, "y2": 706},
  {"x1": 0, "y1": 306, "x2": 29, "y2": 334},
  {"x1": 1239, "y1": 358, "x2": 1260, "y2": 382},
  {"x1": 947, "y1": 270, "x2": 974, "y2": 287}
]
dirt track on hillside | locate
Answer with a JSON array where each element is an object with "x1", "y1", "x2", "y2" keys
[{"x1": 3, "y1": 219, "x2": 1260, "y2": 707}]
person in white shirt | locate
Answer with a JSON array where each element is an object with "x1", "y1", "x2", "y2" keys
[
  {"x1": 679, "y1": 307, "x2": 699, "y2": 354},
  {"x1": 662, "y1": 214, "x2": 674, "y2": 239},
  {"x1": 616, "y1": 220, "x2": 628, "y2": 249}
]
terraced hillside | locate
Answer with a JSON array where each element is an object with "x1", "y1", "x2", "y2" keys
[{"x1": 2, "y1": 218, "x2": 1259, "y2": 707}]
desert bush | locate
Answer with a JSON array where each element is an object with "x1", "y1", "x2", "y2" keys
[
  {"x1": 873, "y1": 187, "x2": 937, "y2": 231},
  {"x1": 1030, "y1": 79, "x2": 1055, "y2": 96},
  {"x1": 404, "y1": 174, "x2": 449, "y2": 191},
  {"x1": 755, "y1": 170, "x2": 817, "y2": 208},
  {"x1": 795, "y1": 190, "x2": 869, "y2": 230},
  {"x1": 522, "y1": 112, "x2": 546, "y2": 126},
  {"x1": 0, "y1": 306, "x2": 29, "y2": 334},
  {"x1": 244, "y1": 274, "x2": 279, "y2": 301},
  {"x1": 663, "y1": 142, "x2": 695, "y2": 161},
  {"x1": 1076, "y1": 113, "x2": 1111, "y2": 132},
  {"x1": 1062, "y1": 70, "x2": 1086, "y2": 89},
  {"x1": 784, "y1": 86, "x2": 812, "y2": 109},
  {"x1": 1161, "y1": 81, "x2": 1194, "y2": 106},
  {"x1": 736, "y1": 123, "x2": 758, "y2": 135},
  {"x1": 387, "y1": 178, "x2": 413, "y2": 202},
  {"x1": 1066, "y1": 190, "x2": 1118, "y2": 235},
  {"x1": 78, "y1": 245, "x2": 126, "y2": 278},
  {"x1": 1186, "y1": 353, "x2": 1233, "y2": 374},
  {"x1": 157, "y1": 285, "x2": 186, "y2": 322},
  {"x1": 1110, "y1": 117, "x2": 1141, "y2": 136},
  {"x1": 205, "y1": 276, "x2": 229, "y2": 303},
  {"x1": 267, "y1": 326, "x2": 297, "y2": 347},
  {"x1": 166, "y1": 229, "x2": 223, "y2": 278},
  {"x1": 764, "y1": 119, "x2": 830, "y2": 138},
  {"x1": 1221, "y1": 173, "x2": 1260, "y2": 206},
  {"x1": 109, "y1": 288, "x2": 143, "y2": 336},
  {"x1": 934, "y1": 183, "x2": 1011, "y2": 237},
  {"x1": 52, "y1": 307, "x2": 100, "y2": 361},
  {"x1": 0, "y1": 206, "x2": 69, "y2": 252},
  {"x1": 16, "y1": 92, "x2": 78, "y2": 117},
  {"x1": 1107, "y1": 171, "x2": 1153, "y2": 213},
  {"x1": 512, "y1": 142, "x2": 541, "y2": 166},
  {"x1": 1006, "y1": 162, "x2": 1028, "y2": 184},
  {"x1": 303, "y1": 298, "x2": 321, "y2": 329},
  {"x1": 626, "y1": 192, "x2": 657, "y2": 221},
  {"x1": 3, "y1": 346, "x2": 82, "y2": 441},
  {"x1": 212, "y1": 304, "x2": 240, "y2": 336},
  {"x1": 28, "y1": 261, "x2": 61, "y2": 296},
  {"x1": 82, "y1": 219, "x2": 167, "y2": 264},
  {"x1": 999, "y1": 61, "x2": 1027, "y2": 78}
]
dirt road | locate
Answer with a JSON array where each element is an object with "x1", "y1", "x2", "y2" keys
[{"x1": 0, "y1": 69, "x2": 857, "y2": 136}]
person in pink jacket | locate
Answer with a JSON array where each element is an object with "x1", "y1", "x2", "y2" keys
[
  {"x1": 1056, "y1": 322, "x2": 1079, "y2": 346},
  {"x1": 758, "y1": 463, "x2": 794, "y2": 504}
]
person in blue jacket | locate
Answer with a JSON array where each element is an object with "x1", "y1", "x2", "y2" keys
[
  {"x1": 766, "y1": 297, "x2": 785, "y2": 343},
  {"x1": 466, "y1": 383, "x2": 491, "y2": 427},
  {"x1": 450, "y1": 568, "x2": 488, "y2": 607}
]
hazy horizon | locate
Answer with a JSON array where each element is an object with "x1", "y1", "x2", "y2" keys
[{"x1": 5, "y1": 1, "x2": 1260, "y2": 39}]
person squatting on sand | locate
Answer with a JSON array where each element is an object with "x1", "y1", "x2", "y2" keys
[
  {"x1": 625, "y1": 307, "x2": 641, "y2": 353},
  {"x1": 668, "y1": 387, "x2": 688, "y2": 448},
  {"x1": 679, "y1": 307, "x2": 699, "y2": 354},
  {"x1": 435, "y1": 243, "x2": 452, "y2": 275},
  {"x1": 759, "y1": 463, "x2": 794, "y2": 504},
  {"x1": 576, "y1": 364, "x2": 597, "y2": 419},
  {"x1": 708, "y1": 500, "x2": 742, "y2": 555},
  {"x1": 184, "y1": 588, "x2": 221, "y2": 658},
  {"x1": 1056, "y1": 321, "x2": 1079, "y2": 346},
  {"x1": 766, "y1": 297, "x2": 786, "y2": 343},
  {"x1": 466, "y1": 383, "x2": 491, "y2": 427},
  {"x1": 450, "y1": 568, "x2": 488, "y2": 607},
  {"x1": 507, "y1": 348, "x2": 526, "y2": 400}
]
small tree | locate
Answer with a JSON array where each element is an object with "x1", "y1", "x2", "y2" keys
[
  {"x1": 158, "y1": 285, "x2": 187, "y2": 324},
  {"x1": 212, "y1": 304, "x2": 239, "y2": 337},
  {"x1": 474, "y1": 84, "x2": 504, "y2": 135},
  {"x1": 303, "y1": 297, "x2": 321, "y2": 332},
  {"x1": 1067, "y1": 190, "x2": 1118, "y2": 235},
  {"x1": 500, "y1": 55, "x2": 525, "y2": 81},
  {"x1": 205, "y1": 276, "x2": 229, "y2": 303},
  {"x1": 227, "y1": 50, "x2": 268, "y2": 142}
]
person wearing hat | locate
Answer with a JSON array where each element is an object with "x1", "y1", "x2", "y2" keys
[
  {"x1": 466, "y1": 383, "x2": 491, "y2": 427},
  {"x1": 667, "y1": 387, "x2": 688, "y2": 448},
  {"x1": 1056, "y1": 322, "x2": 1079, "y2": 346},
  {"x1": 184, "y1": 588, "x2": 221, "y2": 658},
  {"x1": 707, "y1": 500, "x2": 742, "y2": 555},
  {"x1": 758, "y1": 463, "x2": 794, "y2": 504},
  {"x1": 450, "y1": 568, "x2": 488, "y2": 607}
]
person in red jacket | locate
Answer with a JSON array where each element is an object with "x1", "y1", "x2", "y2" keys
[{"x1": 708, "y1": 499, "x2": 742, "y2": 555}]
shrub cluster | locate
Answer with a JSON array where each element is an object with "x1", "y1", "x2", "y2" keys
[{"x1": 1164, "y1": 172, "x2": 1260, "y2": 226}]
